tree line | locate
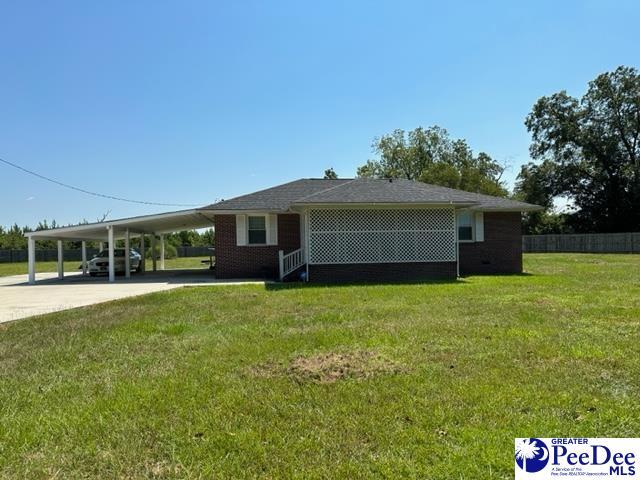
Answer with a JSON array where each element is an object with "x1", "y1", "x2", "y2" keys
[
  {"x1": 324, "y1": 66, "x2": 640, "y2": 234},
  {"x1": 0, "y1": 221, "x2": 214, "y2": 251}
]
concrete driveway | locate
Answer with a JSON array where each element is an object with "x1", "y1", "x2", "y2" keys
[{"x1": 0, "y1": 270, "x2": 264, "y2": 323}]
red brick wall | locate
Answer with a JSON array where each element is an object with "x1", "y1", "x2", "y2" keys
[
  {"x1": 309, "y1": 262, "x2": 457, "y2": 283},
  {"x1": 214, "y1": 214, "x2": 300, "y2": 279},
  {"x1": 459, "y1": 212, "x2": 522, "y2": 275}
]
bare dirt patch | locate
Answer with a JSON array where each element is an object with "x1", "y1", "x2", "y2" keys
[{"x1": 252, "y1": 351, "x2": 406, "y2": 384}]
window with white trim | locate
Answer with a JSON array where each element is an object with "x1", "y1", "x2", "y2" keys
[
  {"x1": 236, "y1": 214, "x2": 278, "y2": 246},
  {"x1": 457, "y1": 210, "x2": 474, "y2": 241},
  {"x1": 247, "y1": 216, "x2": 267, "y2": 244}
]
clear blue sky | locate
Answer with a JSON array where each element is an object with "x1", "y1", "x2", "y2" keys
[{"x1": 1, "y1": 0, "x2": 638, "y2": 227}]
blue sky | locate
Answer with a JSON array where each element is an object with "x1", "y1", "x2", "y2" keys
[{"x1": 1, "y1": 0, "x2": 638, "y2": 227}]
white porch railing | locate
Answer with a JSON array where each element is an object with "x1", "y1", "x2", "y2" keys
[{"x1": 278, "y1": 248, "x2": 305, "y2": 280}]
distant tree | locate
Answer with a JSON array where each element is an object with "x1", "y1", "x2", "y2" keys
[
  {"x1": 201, "y1": 228, "x2": 214, "y2": 246},
  {"x1": 0, "y1": 219, "x2": 214, "y2": 251},
  {"x1": 357, "y1": 126, "x2": 508, "y2": 196},
  {"x1": 0, "y1": 224, "x2": 28, "y2": 249},
  {"x1": 323, "y1": 168, "x2": 338, "y2": 179},
  {"x1": 96, "y1": 210, "x2": 111, "y2": 222},
  {"x1": 522, "y1": 66, "x2": 640, "y2": 232},
  {"x1": 514, "y1": 161, "x2": 569, "y2": 234}
]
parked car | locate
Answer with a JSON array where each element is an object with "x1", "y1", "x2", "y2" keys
[{"x1": 87, "y1": 249, "x2": 142, "y2": 276}]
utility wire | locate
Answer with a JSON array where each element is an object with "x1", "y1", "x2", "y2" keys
[{"x1": 0, "y1": 157, "x2": 203, "y2": 207}]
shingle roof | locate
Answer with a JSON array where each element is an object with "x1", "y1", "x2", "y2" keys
[
  {"x1": 203, "y1": 178, "x2": 542, "y2": 212},
  {"x1": 203, "y1": 179, "x2": 351, "y2": 211}
]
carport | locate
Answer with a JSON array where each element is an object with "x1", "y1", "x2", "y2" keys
[{"x1": 25, "y1": 209, "x2": 215, "y2": 284}]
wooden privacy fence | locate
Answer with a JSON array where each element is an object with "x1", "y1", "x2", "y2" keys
[{"x1": 523, "y1": 233, "x2": 640, "y2": 253}]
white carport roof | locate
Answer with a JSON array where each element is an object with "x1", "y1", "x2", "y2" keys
[{"x1": 25, "y1": 209, "x2": 216, "y2": 242}]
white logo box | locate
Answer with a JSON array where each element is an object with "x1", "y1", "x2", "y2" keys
[{"x1": 515, "y1": 438, "x2": 639, "y2": 479}]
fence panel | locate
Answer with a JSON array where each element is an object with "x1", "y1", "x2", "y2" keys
[
  {"x1": 523, "y1": 233, "x2": 640, "y2": 253},
  {"x1": 0, "y1": 246, "x2": 212, "y2": 263},
  {"x1": 176, "y1": 246, "x2": 214, "y2": 257},
  {"x1": 0, "y1": 248, "x2": 100, "y2": 263}
]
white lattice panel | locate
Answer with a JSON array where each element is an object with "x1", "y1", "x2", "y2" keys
[{"x1": 308, "y1": 208, "x2": 456, "y2": 264}]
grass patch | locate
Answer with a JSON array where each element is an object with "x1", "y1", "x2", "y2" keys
[{"x1": 0, "y1": 253, "x2": 639, "y2": 478}]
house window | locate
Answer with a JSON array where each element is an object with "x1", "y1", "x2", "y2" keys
[
  {"x1": 457, "y1": 210, "x2": 474, "y2": 242},
  {"x1": 247, "y1": 216, "x2": 267, "y2": 244}
]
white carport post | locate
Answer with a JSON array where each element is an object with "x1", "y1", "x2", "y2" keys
[
  {"x1": 139, "y1": 234, "x2": 146, "y2": 273},
  {"x1": 57, "y1": 240, "x2": 64, "y2": 280},
  {"x1": 108, "y1": 226, "x2": 115, "y2": 283},
  {"x1": 160, "y1": 234, "x2": 165, "y2": 270},
  {"x1": 28, "y1": 236, "x2": 36, "y2": 284},
  {"x1": 124, "y1": 228, "x2": 131, "y2": 279},
  {"x1": 81, "y1": 241, "x2": 88, "y2": 276},
  {"x1": 151, "y1": 234, "x2": 157, "y2": 272}
]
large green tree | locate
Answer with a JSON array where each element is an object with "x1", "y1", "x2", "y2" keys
[
  {"x1": 519, "y1": 66, "x2": 640, "y2": 232},
  {"x1": 357, "y1": 126, "x2": 508, "y2": 196}
]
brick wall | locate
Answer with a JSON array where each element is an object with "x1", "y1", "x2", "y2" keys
[
  {"x1": 214, "y1": 214, "x2": 300, "y2": 279},
  {"x1": 459, "y1": 212, "x2": 522, "y2": 275},
  {"x1": 309, "y1": 262, "x2": 457, "y2": 283}
]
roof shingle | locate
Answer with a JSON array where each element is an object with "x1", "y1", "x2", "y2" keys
[{"x1": 203, "y1": 178, "x2": 542, "y2": 212}]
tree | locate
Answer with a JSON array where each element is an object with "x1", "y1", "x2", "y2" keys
[
  {"x1": 357, "y1": 126, "x2": 508, "y2": 196},
  {"x1": 0, "y1": 224, "x2": 28, "y2": 249},
  {"x1": 323, "y1": 168, "x2": 338, "y2": 179},
  {"x1": 522, "y1": 66, "x2": 640, "y2": 232},
  {"x1": 514, "y1": 161, "x2": 570, "y2": 234}
]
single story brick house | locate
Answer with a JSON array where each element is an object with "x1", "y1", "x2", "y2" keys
[
  {"x1": 23, "y1": 177, "x2": 541, "y2": 284},
  {"x1": 205, "y1": 178, "x2": 542, "y2": 282}
]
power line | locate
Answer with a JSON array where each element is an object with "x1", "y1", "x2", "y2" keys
[{"x1": 0, "y1": 157, "x2": 203, "y2": 207}]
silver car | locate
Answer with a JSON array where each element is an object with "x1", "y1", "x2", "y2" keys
[{"x1": 88, "y1": 249, "x2": 142, "y2": 276}]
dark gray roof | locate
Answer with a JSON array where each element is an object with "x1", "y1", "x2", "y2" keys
[
  {"x1": 203, "y1": 178, "x2": 542, "y2": 212},
  {"x1": 295, "y1": 178, "x2": 482, "y2": 204},
  {"x1": 464, "y1": 191, "x2": 542, "y2": 211},
  {"x1": 203, "y1": 179, "x2": 351, "y2": 211}
]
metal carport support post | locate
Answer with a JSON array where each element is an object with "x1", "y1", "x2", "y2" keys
[
  {"x1": 160, "y1": 234, "x2": 165, "y2": 270},
  {"x1": 124, "y1": 229, "x2": 131, "y2": 279},
  {"x1": 108, "y1": 225, "x2": 115, "y2": 283},
  {"x1": 28, "y1": 236, "x2": 36, "y2": 284},
  {"x1": 151, "y1": 234, "x2": 157, "y2": 272},
  {"x1": 57, "y1": 240, "x2": 64, "y2": 279},
  {"x1": 139, "y1": 234, "x2": 145, "y2": 273},
  {"x1": 81, "y1": 241, "x2": 88, "y2": 276}
]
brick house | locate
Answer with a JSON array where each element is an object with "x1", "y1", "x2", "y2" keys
[
  {"x1": 23, "y1": 177, "x2": 541, "y2": 284},
  {"x1": 205, "y1": 178, "x2": 541, "y2": 282}
]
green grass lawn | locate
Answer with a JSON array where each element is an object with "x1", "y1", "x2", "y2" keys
[
  {"x1": 1, "y1": 254, "x2": 639, "y2": 478},
  {"x1": 0, "y1": 256, "x2": 211, "y2": 277}
]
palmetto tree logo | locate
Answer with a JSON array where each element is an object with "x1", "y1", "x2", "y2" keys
[{"x1": 515, "y1": 438, "x2": 549, "y2": 473}]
